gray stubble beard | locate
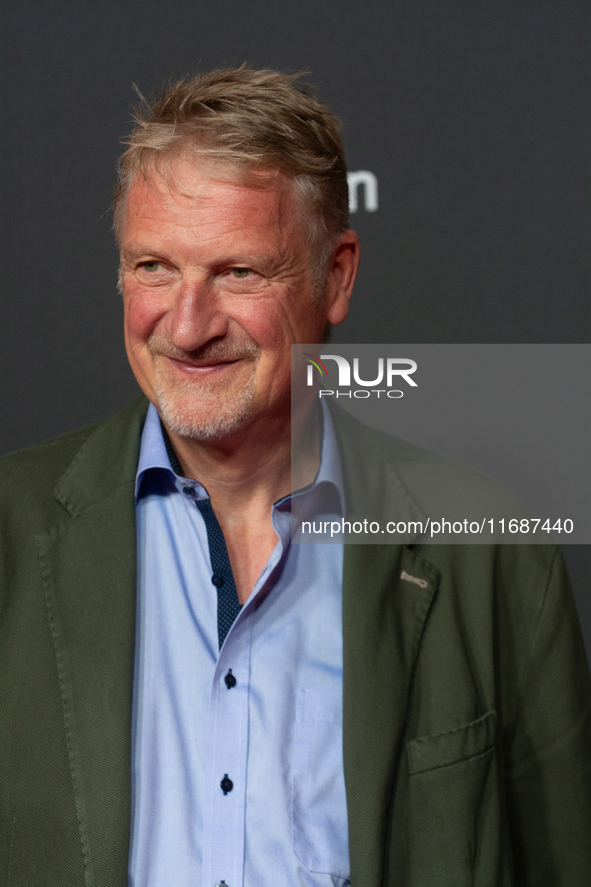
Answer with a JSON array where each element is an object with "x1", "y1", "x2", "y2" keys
[
  {"x1": 153, "y1": 368, "x2": 258, "y2": 440},
  {"x1": 148, "y1": 333, "x2": 261, "y2": 441}
]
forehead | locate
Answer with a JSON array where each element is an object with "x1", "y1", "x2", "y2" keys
[{"x1": 122, "y1": 156, "x2": 303, "y2": 247}]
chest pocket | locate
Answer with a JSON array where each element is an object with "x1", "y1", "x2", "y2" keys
[{"x1": 292, "y1": 688, "x2": 350, "y2": 881}]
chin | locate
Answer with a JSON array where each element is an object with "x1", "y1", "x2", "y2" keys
[{"x1": 154, "y1": 380, "x2": 257, "y2": 441}]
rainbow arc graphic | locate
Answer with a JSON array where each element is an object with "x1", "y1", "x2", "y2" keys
[{"x1": 302, "y1": 353, "x2": 328, "y2": 377}]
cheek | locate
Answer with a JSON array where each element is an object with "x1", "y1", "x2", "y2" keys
[
  {"x1": 233, "y1": 290, "x2": 318, "y2": 348},
  {"x1": 123, "y1": 286, "x2": 166, "y2": 344},
  {"x1": 227, "y1": 299, "x2": 285, "y2": 350},
  {"x1": 234, "y1": 303, "x2": 301, "y2": 391}
]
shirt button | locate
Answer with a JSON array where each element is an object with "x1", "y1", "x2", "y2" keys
[
  {"x1": 182, "y1": 486, "x2": 197, "y2": 498},
  {"x1": 224, "y1": 669, "x2": 237, "y2": 689},
  {"x1": 215, "y1": 882, "x2": 228, "y2": 887},
  {"x1": 211, "y1": 573, "x2": 224, "y2": 587},
  {"x1": 220, "y1": 774, "x2": 233, "y2": 795}
]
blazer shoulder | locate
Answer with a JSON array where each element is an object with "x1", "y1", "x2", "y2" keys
[
  {"x1": 0, "y1": 425, "x2": 98, "y2": 506},
  {"x1": 330, "y1": 404, "x2": 530, "y2": 523},
  {"x1": 0, "y1": 396, "x2": 148, "y2": 523}
]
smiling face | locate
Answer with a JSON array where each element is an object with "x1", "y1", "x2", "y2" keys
[{"x1": 119, "y1": 155, "x2": 354, "y2": 442}]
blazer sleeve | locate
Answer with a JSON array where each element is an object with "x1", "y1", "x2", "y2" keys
[{"x1": 504, "y1": 547, "x2": 591, "y2": 884}]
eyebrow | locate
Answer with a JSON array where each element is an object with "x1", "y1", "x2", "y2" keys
[
  {"x1": 211, "y1": 253, "x2": 280, "y2": 271},
  {"x1": 120, "y1": 247, "x2": 283, "y2": 273},
  {"x1": 119, "y1": 246, "x2": 166, "y2": 264}
]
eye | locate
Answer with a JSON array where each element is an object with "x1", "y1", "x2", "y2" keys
[
  {"x1": 140, "y1": 261, "x2": 161, "y2": 273},
  {"x1": 231, "y1": 267, "x2": 251, "y2": 279}
]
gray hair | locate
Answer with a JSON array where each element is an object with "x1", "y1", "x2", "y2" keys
[{"x1": 113, "y1": 65, "x2": 350, "y2": 286}]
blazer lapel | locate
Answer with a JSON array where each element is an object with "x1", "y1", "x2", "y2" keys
[
  {"x1": 36, "y1": 398, "x2": 147, "y2": 887},
  {"x1": 342, "y1": 545, "x2": 438, "y2": 887},
  {"x1": 333, "y1": 405, "x2": 439, "y2": 887}
]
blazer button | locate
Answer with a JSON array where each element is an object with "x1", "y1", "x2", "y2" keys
[
  {"x1": 220, "y1": 774, "x2": 233, "y2": 795},
  {"x1": 212, "y1": 573, "x2": 224, "y2": 587}
]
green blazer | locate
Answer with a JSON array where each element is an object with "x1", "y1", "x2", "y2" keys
[{"x1": 1, "y1": 397, "x2": 590, "y2": 886}]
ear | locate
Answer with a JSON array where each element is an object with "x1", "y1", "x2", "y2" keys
[{"x1": 324, "y1": 230, "x2": 361, "y2": 326}]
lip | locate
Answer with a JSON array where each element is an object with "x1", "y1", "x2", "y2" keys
[{"x1": 164, "y1": 356, "x2": 241, "y2": 376}]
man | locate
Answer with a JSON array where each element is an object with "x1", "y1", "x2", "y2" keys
[{"x1": 1, "y1": 66, "x2": 590, "y2": 887}]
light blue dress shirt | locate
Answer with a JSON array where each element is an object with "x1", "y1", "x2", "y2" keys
[{"x1": 129, "y1": 402, "x2": 349, "y2": 887}]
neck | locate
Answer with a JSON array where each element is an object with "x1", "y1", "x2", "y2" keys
[
  {"x1": 163, "y1": 394, "x2": 321, "y2": 515},
  {"x1": 161, "y1": 391, "x2": 322, "y2": 605}
]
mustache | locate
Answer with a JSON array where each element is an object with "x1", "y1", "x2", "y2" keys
[{"x1": 147, "y1": 330, "x2": 261, "y2": 364}]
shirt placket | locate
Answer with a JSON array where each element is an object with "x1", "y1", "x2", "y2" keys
[
  {"x1": 200, "y1": 610, "x2": 254, "y2": 887},
  {"x1": 178, "y1": 479, "x2": 290, "y2": 887}
]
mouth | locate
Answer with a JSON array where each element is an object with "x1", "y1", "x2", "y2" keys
[{"x1": 164, "y1": 355, "x2": 243, "y2": 377}]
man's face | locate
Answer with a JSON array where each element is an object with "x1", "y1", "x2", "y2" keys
[{"x1": 120, "y1": 156, "x2": 351, "y2": 441}]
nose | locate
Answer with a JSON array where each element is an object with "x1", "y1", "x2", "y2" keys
[{"x1": 168, "y1": 275, "x2": 229, "y2": 352}]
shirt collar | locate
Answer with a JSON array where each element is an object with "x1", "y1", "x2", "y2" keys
[
  {"x1": 135, "y1": 403, "x2": 177, "y2": 500},
  {"x1": 135, "y1": 400, "x2": 346, "y2": 515}
]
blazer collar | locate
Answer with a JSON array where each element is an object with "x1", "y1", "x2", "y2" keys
[
  {"x1": 329, "y1": 404, "x2": 428, "y2": 542},
  {"x1": 54, "y1": 396, "x2": 149, "y2": 516}
]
